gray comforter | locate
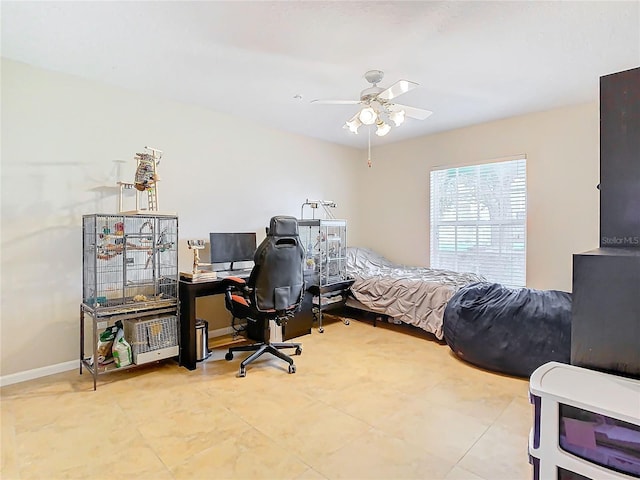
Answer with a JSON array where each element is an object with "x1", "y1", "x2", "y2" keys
[{"x1": 346, "y1": 247, "x2": 486, "y2": 339}]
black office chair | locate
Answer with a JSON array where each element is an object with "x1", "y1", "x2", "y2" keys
[{"x1": 222, "y1": 216, "x2": 305, "y2": 377}]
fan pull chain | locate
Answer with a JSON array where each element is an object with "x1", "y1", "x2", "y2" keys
[{"x1": 367, "y1": 127, "x2": 372, "y2": 168}]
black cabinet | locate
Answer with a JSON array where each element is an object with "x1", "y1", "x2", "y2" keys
[
  {"x1": 284, "y1": 291, "x2": 314, "y2": 340},
  {"x1": 245, "y1": 279, "x2": 354, "y2": 341},
  {"x1": 570, "y1": 67, "x2": 640, "y2": 379},
  {"x1": 599, "y1": 67, "x2": 640, "y2": 248},
  {"x1": 571, "y1": 248, "x2": 640, "y2": 378},
  {"x1": 245, "y1": 292, "x2": 313, "y2": 342}
]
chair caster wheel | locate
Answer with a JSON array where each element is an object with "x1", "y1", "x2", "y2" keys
[
  {"x1": 238, "y1": 367, "x2": 246, "y2": 377},
  {"x1": 225, "y1": 352, "x2": 234, "y2": 361},
  {"x1": 318, "y1": 327, "x2": 324, "y2": 333},
  {"x1": 344, "y1": 319, "x2": 350, "y2": 325},
  {"x1": 295, "y1": 347, "x2": 302, "y2": 355},
  {"x1": 288, "y1": 364, "x2": 296, "y2": 374}
]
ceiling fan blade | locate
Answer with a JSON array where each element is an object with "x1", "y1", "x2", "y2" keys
[
  {"x1": 393, "y1": 104, "x2": 433, "y2": 120},
  {"x1": 377, "y1": 80, "x2": 419, "y2": 101},
  {"x1": 311, "y1": 99, "x2": 361, "y2": 105},
  {"x1": 346, "y1": 112, "x2": 360, "y2": 122}
]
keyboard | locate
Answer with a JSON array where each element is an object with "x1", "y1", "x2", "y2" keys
[{"x1": 216, "y1": 269, "x2": 252, "y2": 278}]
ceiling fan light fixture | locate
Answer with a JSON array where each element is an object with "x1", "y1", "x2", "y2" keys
[
  {"x1": 389, "y1": 109, "x2": 405, "y2": 127},
  {"x1": 375, "y1": 120, "x2": 391, "y2": 137},
  {"x1": 358, "y1": 106, "x2": 377, "y2": 125},
  {"x1": 343, "y1": 117, "x2": 361, "y2": 134},
  {"x1": 313, "y1": 70, "x2": 431, "y2": 161}
]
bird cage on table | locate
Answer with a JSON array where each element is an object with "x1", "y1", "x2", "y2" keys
[
  {"x1": 298, "y1": 219, "x2": 348, "y2": 287},
  {"x1": 82, "y1": 213, "x2": 179, "y2": 314}
]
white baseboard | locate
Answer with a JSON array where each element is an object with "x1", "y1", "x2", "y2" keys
[
  {"x1": 209, "y1": 323, "x2": 246, "y2": 338},
  {"x1": 1, "y1": 360, "x2": 78, "y2": 388},
  {"x1": 0, "y1": 324, "x2": 246, "y2": 387}
]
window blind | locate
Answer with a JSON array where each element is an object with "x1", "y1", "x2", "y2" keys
[{"x1": 430, "y1": 158, "x2": 526, "y2": 287}]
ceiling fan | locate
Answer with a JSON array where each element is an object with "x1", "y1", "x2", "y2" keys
[{"x1": 311, "y1": 70, "x2": 433, "y2": 136}]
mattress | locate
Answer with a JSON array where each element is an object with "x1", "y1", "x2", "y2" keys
[{"x1": 346, "y1": 247, "x2": 485, "y2": 339}]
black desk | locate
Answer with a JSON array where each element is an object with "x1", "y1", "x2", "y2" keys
[
  {"x1": 178, "y1": 274, "x2": 249, "y2": 370},
  {"x1": 179, "y1": 273, "x2": 321, "y2": 370}
]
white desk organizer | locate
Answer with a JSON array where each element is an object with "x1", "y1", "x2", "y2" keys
[{"x1": 528, "y1": 362, "x2": 640, "y2": 480}]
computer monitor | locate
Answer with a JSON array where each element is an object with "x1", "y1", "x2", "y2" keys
[{"x1": 209, "y1": 232, "x2": 257, "y2": 270}]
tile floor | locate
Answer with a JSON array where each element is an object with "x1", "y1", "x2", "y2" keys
[{"x1": 1, "y1": 314, "x2": 533, "y2": 480}]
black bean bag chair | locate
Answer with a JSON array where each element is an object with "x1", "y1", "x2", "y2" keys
[{"x1": 443, "y1": 282, "x2": 571, "y2": 378}]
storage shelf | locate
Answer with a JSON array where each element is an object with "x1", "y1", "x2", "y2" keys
[
  {"x1": 81, "y1": 349, "x2": 178, "y2": 375},
  {"x1": 80, "y1": 304, "x2": 179, "y2": 389},
  {"x1": 82, "y1": 301, "x2": 177, "y2": 318},
  {"x1": 528, "y1": 362, "x2": 640, "y2": 480},
  {"x1": 81, "y1": 357, "x2": 140, "y2": 375}
]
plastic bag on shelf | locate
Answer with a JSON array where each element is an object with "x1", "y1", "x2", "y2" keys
[
  {"x1": 112, "y1": 326, "x2": 133, "y2": 368},
  {"x1": 91, "y1": 325, "x2": 118, "y2": 366}
]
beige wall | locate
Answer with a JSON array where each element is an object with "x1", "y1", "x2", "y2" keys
[
  {"x1": 1, "y1": 58, "x2": 601, "y2": 380},
  {"x1": 0, "y1": 59, "x2": 360, "y2": 377},
  {"x1": 349, "y1": 103, "x2": 600, "y2": 292}
]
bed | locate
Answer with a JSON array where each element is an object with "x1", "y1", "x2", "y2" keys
[{"x1": 345, "y1": 247, "x2": 486, "y2": 340}]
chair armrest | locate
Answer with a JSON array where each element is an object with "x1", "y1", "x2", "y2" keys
[
  {"x1": 220, "y1": 277, "x2": 247, "y2": 289},
  {"x1": 221, "y1": 277, "x2": 253, "y2": 301}
]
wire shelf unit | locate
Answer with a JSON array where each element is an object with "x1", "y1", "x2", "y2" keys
[{"x1": 80, "y1": 213, "x2": 179, "y2": 390}]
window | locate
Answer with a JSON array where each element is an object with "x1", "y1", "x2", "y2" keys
[{"x1": 430, "y1": 157, "x2": 526, "y2": 287}]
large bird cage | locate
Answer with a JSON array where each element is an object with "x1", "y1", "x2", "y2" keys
[
  {"x1": 298, "y1": 219, "x2": 348, "y2": 287},
  {"x1": 82, "y1": 214, "x2": 178, "y2": 314}
]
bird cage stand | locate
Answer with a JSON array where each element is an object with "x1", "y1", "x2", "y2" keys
[{"x1": 80, "y1": 213, "x2": 179, "y2": 389}]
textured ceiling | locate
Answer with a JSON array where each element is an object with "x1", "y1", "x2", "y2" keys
[{"x1": 2, "y1": 1, "x2": 639, "y2": 149}]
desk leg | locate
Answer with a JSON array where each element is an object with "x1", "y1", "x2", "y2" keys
[
  {"x1": 317, "y1": 296, "x2": 324, "y2": 333},
  {"x1": 179, "y1": 283, "x2": 197, "y2": 370}
]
